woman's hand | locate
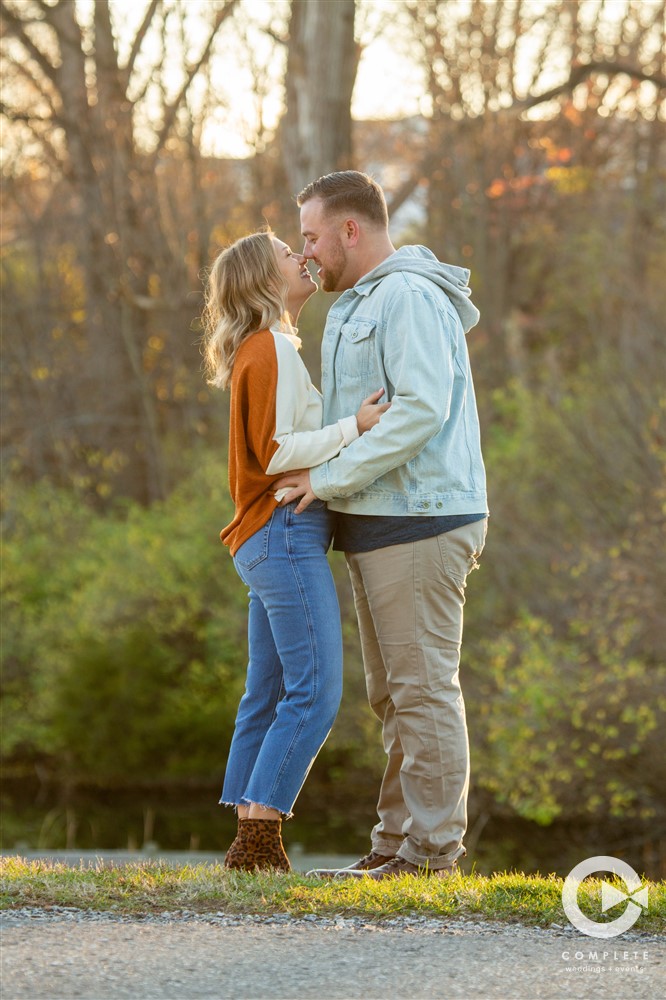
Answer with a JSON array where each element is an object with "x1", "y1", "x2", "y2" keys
[{"x1": 356, "y1": 388, "x2": 390, "y2": 433}]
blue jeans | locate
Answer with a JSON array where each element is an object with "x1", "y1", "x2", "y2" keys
[{"x1": 220, "y1": 502, "x2": 343, "y2": 817}]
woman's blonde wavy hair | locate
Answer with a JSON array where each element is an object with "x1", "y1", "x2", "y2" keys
[{"x1": 202, "y1": 229, "x2": 292, "y2": 389}]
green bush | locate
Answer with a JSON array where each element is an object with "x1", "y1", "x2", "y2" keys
[
  {"x1": 465, "y1": 352, "x2": 665, "y2": 826},
  {"x1": 1, "y1": 459, "x2": 378, "y2": 807},
  {"x1": 1, "y1": 460, "x2": 246, "y2": 782}
]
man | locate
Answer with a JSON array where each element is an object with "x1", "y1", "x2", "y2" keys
[{"x1": 278, "y1": 171, "x2": 488, "y2": 879}]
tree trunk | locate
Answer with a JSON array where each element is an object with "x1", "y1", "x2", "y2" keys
[{"x1": 281, "y1": 0, "x2": 358, "y2": 196}]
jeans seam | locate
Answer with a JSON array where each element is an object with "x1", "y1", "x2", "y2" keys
[
  {"x1": 412, "y1": 541, "x2": 435, "y2": 820},
  {"x1": 266, "y1": 506, "x2": 321, "y2": 801}
]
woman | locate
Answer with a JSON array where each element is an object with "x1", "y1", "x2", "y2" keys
[{"x1": 202, "y1": 229, "x2": 388, "y2": 871}]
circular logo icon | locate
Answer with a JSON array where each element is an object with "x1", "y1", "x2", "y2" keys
[{"x1": 562, "y1": 855, "x2": 649, "y2": 938}]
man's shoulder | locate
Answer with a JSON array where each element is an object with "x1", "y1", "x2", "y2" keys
[
  {"x1": 361, "y1": 271, "x2": 455, "y2": 325},
  {"x1": 363, "y1": 268, "x2": 444, "y2": 298}
]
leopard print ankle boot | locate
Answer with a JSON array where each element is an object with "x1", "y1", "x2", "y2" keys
[{"x1": 223, "y1": 818, "x2": 291, "y2": 872}]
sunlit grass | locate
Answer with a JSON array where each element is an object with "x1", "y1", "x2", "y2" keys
[{"x1": 1, "y1": 858, "x2": 664, "y2": 934}]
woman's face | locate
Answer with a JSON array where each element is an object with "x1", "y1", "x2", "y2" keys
[{"x1": 272, "y1": 237, "x2": 317, "y2": 319}]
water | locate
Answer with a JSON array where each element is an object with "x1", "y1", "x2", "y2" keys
[{"x1": 3, "y1": 778, "x2": 664, "y2": 879}]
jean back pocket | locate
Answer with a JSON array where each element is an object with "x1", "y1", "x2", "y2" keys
[{"x1": 233, "y1": 514, "x2": 274, "y2": 572}]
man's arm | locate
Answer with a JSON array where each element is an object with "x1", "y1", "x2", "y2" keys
[
  {"x1": 277, "y1": 288, "x2": 458, "y2": 511},
  {"x1": 309, "y1": 288, "x2": 457, "y2": 502}
]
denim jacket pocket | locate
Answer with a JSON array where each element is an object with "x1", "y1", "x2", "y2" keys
[
  {"x1": 338, "y1": 320, "x2": 376, "y2": 378},
  {"x1": 233, "y1": 514, "x2": 274, "y2": 572}
]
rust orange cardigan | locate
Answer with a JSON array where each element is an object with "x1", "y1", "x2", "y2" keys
[{"x1": 221, "y1": 328, "x2": 358, "y2": 555}]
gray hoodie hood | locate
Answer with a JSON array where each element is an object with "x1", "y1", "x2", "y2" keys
[{"x1": 357, "y1": 245, "x2": 480, "y2": 334}]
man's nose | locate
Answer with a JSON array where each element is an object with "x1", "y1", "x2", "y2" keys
[{"x1": 302, "y1": 242, "x2": 315, "y2": 259}]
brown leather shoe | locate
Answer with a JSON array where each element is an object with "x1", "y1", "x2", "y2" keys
[
  {"x1": 306, "y1": 850, "x2": 395, "y2": 878},
  {"x1": 336, "y1": 855, "x2": 458, "y2": 880}
]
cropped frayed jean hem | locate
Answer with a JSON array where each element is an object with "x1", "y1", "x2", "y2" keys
[{"x1": 219, "y1": 798, "x2": 291, "y2": 819}]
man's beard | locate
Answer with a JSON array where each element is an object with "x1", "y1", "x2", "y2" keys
[{"x1": 319, "y1": 237, "x2": 347, "y2": 292}]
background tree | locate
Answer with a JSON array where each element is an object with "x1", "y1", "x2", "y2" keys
[
  {"x1": 279, "y1": 0, "x2": 358, "y2": 194},
  {"x1": 398, "y1": 0, "x2": 665, "y2": 377},
  {"x1": 1, "y1": 0, "x2": 238, "y2": 502}
]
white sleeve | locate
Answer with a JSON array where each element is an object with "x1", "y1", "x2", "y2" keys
[{"x1": 265, "y1": 335, "x2": 359, "y2": 475}]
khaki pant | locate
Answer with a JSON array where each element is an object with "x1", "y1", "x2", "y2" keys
[{"x1": 346, "y1": 518, "x2": 487, "y2": 868}]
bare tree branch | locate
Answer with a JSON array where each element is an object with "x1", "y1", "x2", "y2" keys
[
  {"x1": 123, "y1": 0, "x2": 159, "y2": 79},
  {"x1": 9, "y1": 56, "x2": 59, "y2": 118},
  {"x1": 0, "y1": 106, "x2": 65, "y2": 172},
  {"x1": 386, "y1": 59, "x2": 666, "y2": 218},
  {"x1": 0, "y1": 97, "x2": 75, "y2": 139},
  {"x1": 517, "y1": 60, "x2": 666, "y2": 111},
  {"x1": 151, "y1": 0, "x2": 239, "y2": 156},
  {"x1": 0, "y1": 104, "x2": 49, "y2": 124},
  {"x1": 0, "y1": 0, "x2": 58, "y2": 83},
  {"x1": 386, "y1": 154, "x2": 438, "y2": 219}
]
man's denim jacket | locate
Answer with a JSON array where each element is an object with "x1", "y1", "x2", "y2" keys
[{"x1": 310, "y1": 245, "x2": 488, "y2": 517}]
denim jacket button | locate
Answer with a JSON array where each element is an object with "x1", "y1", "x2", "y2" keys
[{"x1": 436, "y1": 501, "x2": 443, "y2": 509}]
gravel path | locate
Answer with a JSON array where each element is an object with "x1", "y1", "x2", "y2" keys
[{"x1": 2, "y1": 908, "x2": 664, "y2": 1000}]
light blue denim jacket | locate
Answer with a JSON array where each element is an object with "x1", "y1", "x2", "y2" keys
[{"x1": 309, "y1": 245, "x2": 488, "y2": 516}]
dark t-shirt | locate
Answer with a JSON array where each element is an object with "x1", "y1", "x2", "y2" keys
[{"x1": 332, "y1": 512, "x2": 487, "y2": 553}]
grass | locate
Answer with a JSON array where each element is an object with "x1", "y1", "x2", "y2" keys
[{"x1": 2, "y1": 857, "x2": 665, "y2": 934}]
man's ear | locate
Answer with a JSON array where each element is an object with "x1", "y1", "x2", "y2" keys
[{"x1": 342, "y1": 218, "x2": 361, "y2": 247}]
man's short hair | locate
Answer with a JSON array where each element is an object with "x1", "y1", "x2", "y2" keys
[{"x1": 297, "y1": 170, "x2": 388, "y2": 228}]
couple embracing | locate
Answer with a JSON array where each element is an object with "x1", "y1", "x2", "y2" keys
[{"x1": 201, "y1": 171, "x2": 488, "y2": 880}]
